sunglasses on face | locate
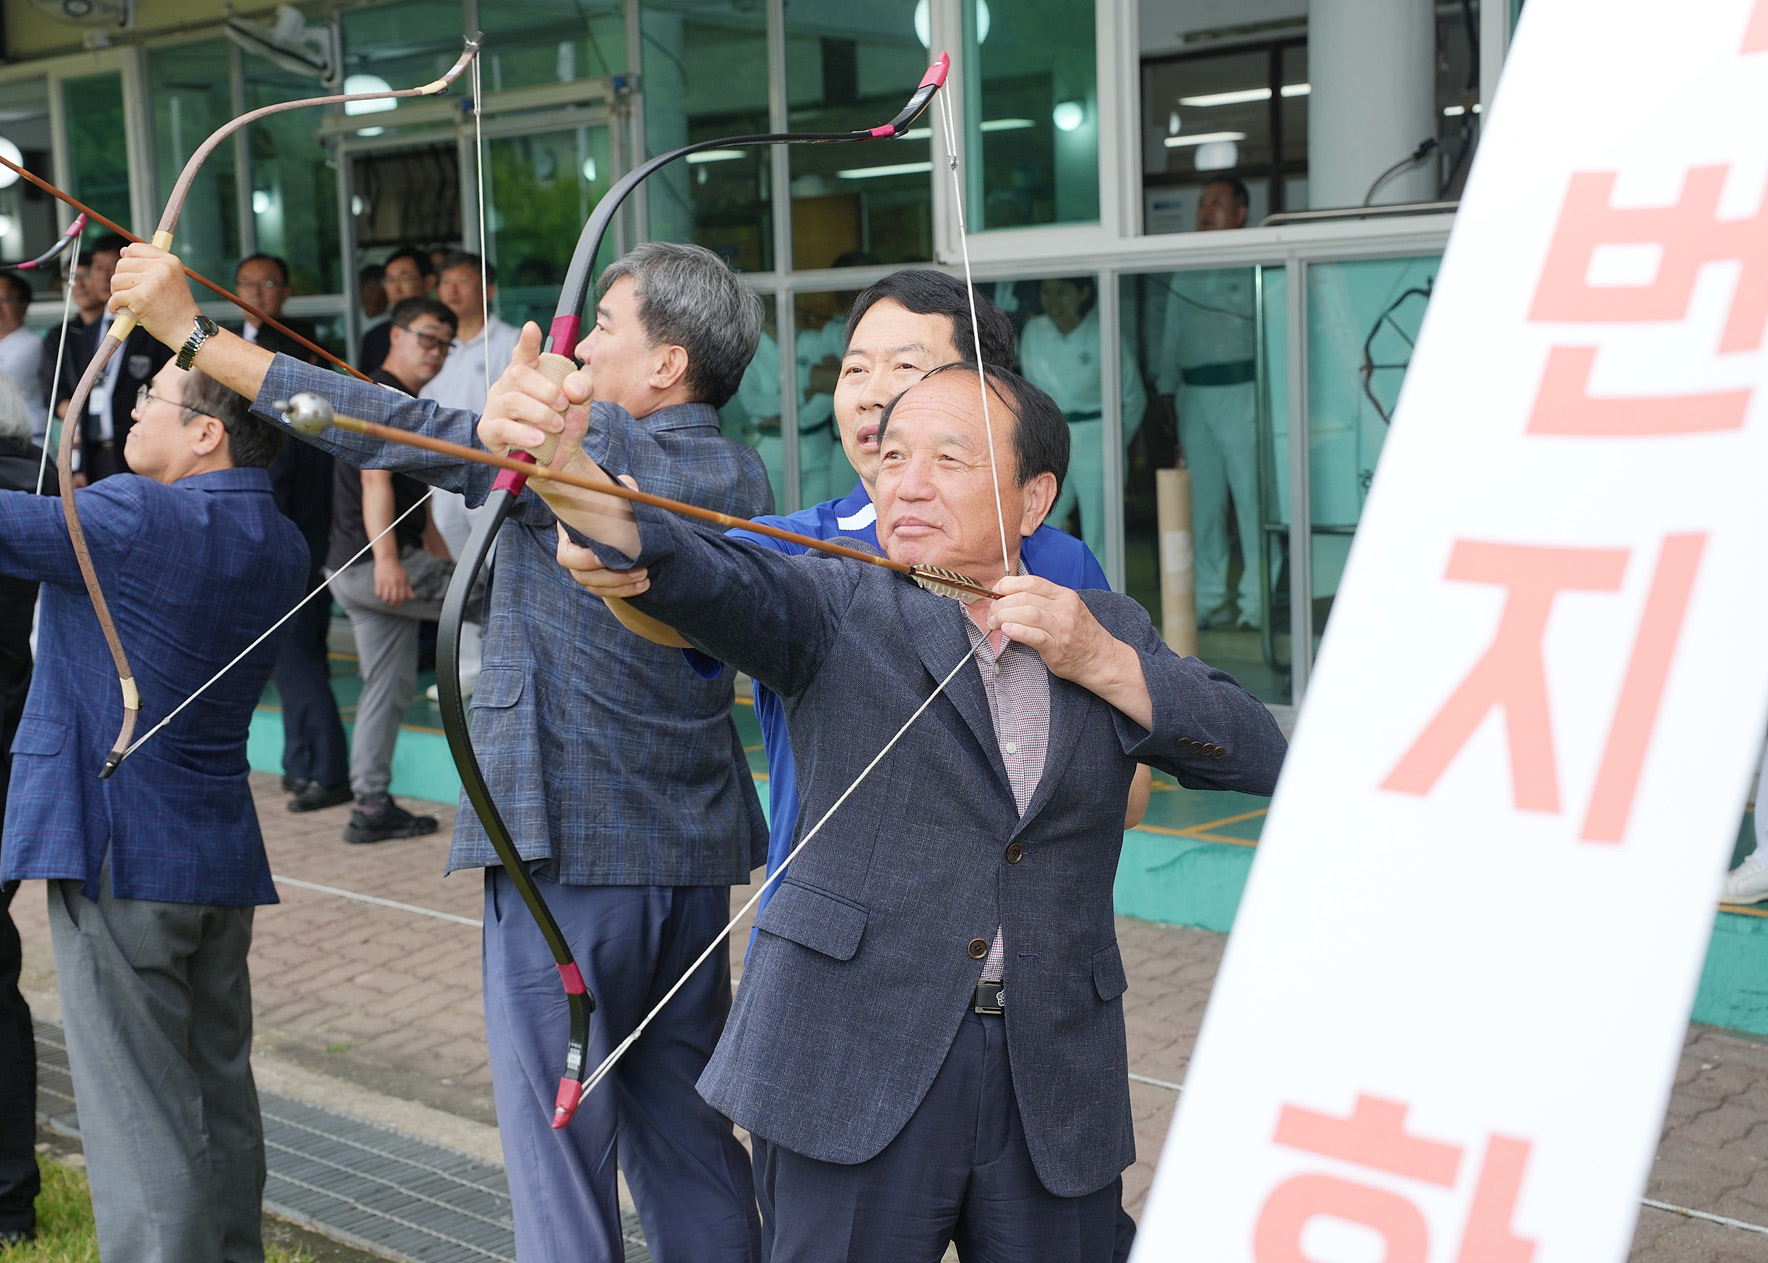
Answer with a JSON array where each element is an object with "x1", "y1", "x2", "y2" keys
[{"x1": 396, "y1": 324, "x2": 451, "y2": 353}]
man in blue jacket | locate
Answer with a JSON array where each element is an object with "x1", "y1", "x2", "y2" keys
[
  {"x1": 0, "y1": 360, "x2": 305, "y2": 1263},
  {"x1": 540, "y1": 272, "x2": 1149, "y2": 932}
]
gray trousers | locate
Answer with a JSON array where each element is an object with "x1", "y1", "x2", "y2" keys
[
  {"x1": 327, "y1": 547, "x2": 454, "y2": 801},
  {"x1": 48, "y1": 875, "x2": 263, "y2": 1263}
]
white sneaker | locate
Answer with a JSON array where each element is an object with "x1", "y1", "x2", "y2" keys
[
  {"x1": 424, "y1": 671, "x2": 478, "y2": 703},
  {"x1": 1721, "y1": 854, "x2": 1768, "y2": 905}
]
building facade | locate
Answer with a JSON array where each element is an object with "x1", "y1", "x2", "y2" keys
[{"x1": 0, "y1": 0, "x2": 1521, "y2": 716}]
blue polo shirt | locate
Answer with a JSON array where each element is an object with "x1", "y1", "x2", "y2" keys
[{"x1": 689, "y1": 480, "x2": 1109, "y2": 926}]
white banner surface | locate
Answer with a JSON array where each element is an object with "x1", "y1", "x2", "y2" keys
[{"x1": 1132, "y1": 2, "x2": 1768, "y2": 1259}]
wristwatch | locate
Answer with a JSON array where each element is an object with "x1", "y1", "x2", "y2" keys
[{"x1": 175, "y1": 314, "x2": 219, "y2": 370}]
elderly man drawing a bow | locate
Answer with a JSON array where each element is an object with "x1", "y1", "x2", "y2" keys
[{"x1": 484, "y1": 357, "x2": 1288, "y2": 1261}]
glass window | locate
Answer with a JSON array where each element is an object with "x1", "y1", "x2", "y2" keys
[
  {"x1": 719, "y1": 292, "x2": 784, "y2": 507},
  {"x1": 1123, "y1": 265, "x2": 1290, "y2": 706},
  {"x1": 1140, "y1": 39, "x2": 1306, "y2": 234},
  {"x1": 643, "y1": 1, "x2": 771, "y2": 270},
  {"x1": 243, "y1": 53, "x2": 341, "y2": 295},
  {"x1": 1304, "y1": 255, "x2": 1438, "y2": 652},
  {"x1": 0, "y1": 79, "x2": 58, "y2": 288},
  {"x1": 784, "y1": 1, "x2": 933, "y2": 269},
  {"x1": 339, "y1": 3, "x2": 472, "y2": 130},
  {"x1": 478, "y1": 0, "x2": 625, "y2": 93},
  {"x1": 483, "y1": 123, "x2": 616, "y2": 332},
  {"x1": 64, "y1": 72, "x2": 131, "y2": 239},
  {"x1": 967, "y1": 0, "x2": 1098, "y2": 230}
]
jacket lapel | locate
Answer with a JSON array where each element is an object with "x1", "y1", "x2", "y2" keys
[{"x1": 905, "y1": 591, "x2": 1011, "y2": 795}]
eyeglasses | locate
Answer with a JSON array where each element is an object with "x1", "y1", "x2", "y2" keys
[
  {"x1": 135, "y1": 385, "x2": 214, "y2": 419},
  {"x1": 396, "y1": 324, "x2": 452, "y2": 353},
  {"x1": 235, "y1": 277, "x2": 283, "y2": 291}
]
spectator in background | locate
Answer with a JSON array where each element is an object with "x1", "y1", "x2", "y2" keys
[
  {"x1": 0, "y1": 373, "x2": 48, "y2": 1247},
  {"x1": 0, "y1": 275, "x2": 45, "y2": 446},
  {"x1": 326, "y1": 296, "x2": 462, "y2": 844},
  {"x1": 359, "y1": 263, "x2": 387, "y2": 323},
  {"x1": 44, "y1": 250, "x2": 105, "y2": 422},
  {"x1": 235, "y1": 254, "x2": 353, "y2": 815},
  {"x1": 1018, "y1": 275, "x2": 1147, "y2": 558},
  {"x1": 0, "y1": 361, "x2": 305, "y2": 1263},
  {"x1": 420, "y1": 251, "x2": 517, "y2": 697},
  {"x1": 359, "y1": 247, "x2": 434, "y2": 375},
  {"x1": 71, "y1": 233, "x2": 173, "y2": 484}
]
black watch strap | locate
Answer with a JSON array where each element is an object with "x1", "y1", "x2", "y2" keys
[{"x1": 175, "y1": 315, "x2": 219, "y2": 370}]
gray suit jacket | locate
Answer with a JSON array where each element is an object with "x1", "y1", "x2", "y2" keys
[{"x1": 604, "y1": 504, "x2": 1287, "y2": 1198}]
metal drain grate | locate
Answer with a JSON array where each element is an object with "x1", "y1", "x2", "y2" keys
[{"x1": 34, "y1": 1020, "x2": 651, "y2": 1262}]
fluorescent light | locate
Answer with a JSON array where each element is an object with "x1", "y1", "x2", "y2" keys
[
  {"x1": 1194, "y1": 140, "x2": 1238, "y2": 171},
  {"x1": 1177, "y1": 83, "x2": 1310, "y2": 107},
  {"x1": 838, "y1": 161, "x2": 933, "y2": 180},
  {"x1": 0, "y1": 139, "x2": 19, "y2": 190},
  {"x1": 1443, "y1": 102, "x2": 1484, "y2": 116},
  {"x1": 1164, "y1": 131, "x2": 1246, "y2": 149},
  {"x1": 1052, "y1": 100, "x2": 1085, "y2": 132},
  {"x1": 685, "y1": 149, "x2": 745, "y2": 164},
  {"x1": 982, "y1": 117, "x2": 1033, "y2": 132}
]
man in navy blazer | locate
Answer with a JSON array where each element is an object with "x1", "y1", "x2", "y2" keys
[
  {"x1": 0, "y1": 360, "x2": 305, "y2": 1263},
  {"x1": 524, "y1": 362, "x2": 1287, "y2": 1260}
]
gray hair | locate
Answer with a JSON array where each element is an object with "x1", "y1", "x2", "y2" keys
[
  {"x1": 598, "y1": 242, "x2": 762, "y2": 409},
  {"x1": 0, "y1": 369, "x2": 30, "y2": 446}
]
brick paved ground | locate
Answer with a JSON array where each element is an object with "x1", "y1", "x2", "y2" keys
[{"x1": 15, "y1": 772, "x2": 1768, "y2": 1258}]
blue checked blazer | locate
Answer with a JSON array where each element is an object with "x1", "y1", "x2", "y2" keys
[
  {"x1": 0, "y1": 469, "x2": 306, "y2": 906},
  {"x1": 253, "y1": 356, "x2": 772, "y2": 885},
  {"x1": 593, "y1": 504, "x2": 1288, "y2": 1198}
]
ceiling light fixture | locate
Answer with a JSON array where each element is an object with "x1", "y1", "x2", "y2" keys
[{"x1": 1164, "y1": 130, "x2": 1247, "y2": 149}]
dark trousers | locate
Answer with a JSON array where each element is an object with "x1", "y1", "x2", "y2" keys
[
  {"x1": 483, "y1": 873, "x2": 760, "y2": 1263},
  {"x1": 0, "y1": 883, "x2": 36, "y2": 1236},
  {"x1": 754, "y1": 1010, "x2": 1123, "y2": 1263},
  {"x1": 272, "y1": 566, "x2": 347, "y2": 789}
]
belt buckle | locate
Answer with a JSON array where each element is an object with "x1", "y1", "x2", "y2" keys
[{"x1": 973, "y1": 979, "x2": 1004, "y2": 1015}]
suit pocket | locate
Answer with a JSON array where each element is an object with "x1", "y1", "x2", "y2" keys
[
  {"x1": 1092, "y1": 942, "x2": 1128, "y2": 1002},
  {"x1": 471, "y1": 667, "x2": 524, "y2": 711},
  {"x1": 756, "y1": 880, "x2": 868, "y2": 962},
  {"x1": 11, "y1": 716, "x2": 66, "y2": 756}
]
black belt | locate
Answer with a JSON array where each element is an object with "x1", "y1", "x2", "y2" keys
[
  {"x1": 1181, "y1": 359, "x2": 1256, "y2": 387},
  {"x1": 973, "y1": 979, "x2": 1004, "y2": 1014}
]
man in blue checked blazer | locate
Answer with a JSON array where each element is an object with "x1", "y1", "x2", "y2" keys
[
  {"x1": 0, "y1": 362, "x2": 305, "y2": 1263},
  {"x1": 114, "y1": 239, "x2": 775, "y2": 1263},
  {"x1": 531, "y1": 362, "x2": 1287, "y2": 1262}
]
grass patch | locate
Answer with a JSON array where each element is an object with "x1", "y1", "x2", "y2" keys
[{"x1": 7, "y1": 1160, "x2": 312, "y2": 1262}]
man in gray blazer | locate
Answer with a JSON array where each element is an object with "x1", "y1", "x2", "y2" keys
[{"x1": 497, "y1": 358, "x2": 1287, "y2": 1260}]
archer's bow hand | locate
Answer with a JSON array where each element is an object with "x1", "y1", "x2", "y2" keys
[
  {"x1": 479, "y1": 321, "x2": 592, "y2": 459},
  {"x1": 109, "y1": 243, "x2": 201, "y2": 349}
]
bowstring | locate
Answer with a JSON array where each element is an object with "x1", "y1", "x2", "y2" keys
[
  {"x1": 578, "y1": 637, "x2": 987, "y2": 1099},
  {"x1": 37, "y1": 220, "x2": 81, "y2": 495},
  {"x1": 119, "y1": 488, "x2": 435, "y2": 763}
]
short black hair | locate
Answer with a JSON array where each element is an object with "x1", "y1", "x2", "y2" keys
[
  {"x1": 384, "y1": 246, "x2": 436, "y2": 279},
  {"x1": 844, "y1": 270, "x2": 1017, "y2": 368},
  {"x1": 389, "y1": 296, "x2": 457, "y2": 331},
  {"x1": 235, "y1": 253, "x2": 291, "y2": 286},
  {"x1": 439, "y1": 250, "x2": 496, "y2": 287},
  {"x1": 1204, "y1": 176, "x2": 1251, "y2": 211},
  {"x1": 0, "y1": 273, "x2": 32, "y2": 308},
  {"x1": 876, "y1": 362, "x2": 1069, "y2": 496},
  {"x1": 89, "y1": 233, "x2": 129, "y2": 259},
  {"x1": 181, "y1": 369, "x2": 282, "y2": 469},
  {"x1": 360, "y1": 262, "x2": 385, "y2": 283}
]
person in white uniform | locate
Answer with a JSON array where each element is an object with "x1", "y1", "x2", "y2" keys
[
  {"x1": 1017, "y1": 276, "x2": 1146, "y2": 559},
  {"x1": 1155, "y1": 177, "x2": 1261, "y2": 630},
  {"x1": 0, "y1": 276, "x2": 45, "y2": 446},
  {"x1": 420, "y1": 251, "x2": 518, "y2": 694}
]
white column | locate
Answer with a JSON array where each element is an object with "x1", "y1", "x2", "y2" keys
[{"x1": 1307, "y1": 0, "x2": 1436, "y2": 208}]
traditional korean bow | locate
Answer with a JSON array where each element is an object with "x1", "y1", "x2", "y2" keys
[
  {"x1": 422, "y1": 52, "x2": 950, "y2": 1127},
  {"x1": 53, "y1": 34, "x2": 481, "y2": 779}
]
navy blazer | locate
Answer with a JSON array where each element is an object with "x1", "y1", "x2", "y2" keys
[
  {"x1": 252, "y1": 355, "x2": 774, "y2": 886},
  {"x1": 606, "y1": 506, "x2": 1288, "y2": 1198},
  {"x1": 0, "y1": 469, "x2": 306, "y2": 906}
]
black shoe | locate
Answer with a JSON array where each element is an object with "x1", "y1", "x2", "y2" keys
[
  {"x1": 281, "y1": 773, "x2": 303, "y2": 793},
  {"x1": 0, "y1": 1226, "x2": 36, "y2": 1246},
  {"x1": 344, "y1": 800, "x2": 439, "y2": 844},
  {"x1": 288, "y1": 781, "x2": 353, "y2": 813}
]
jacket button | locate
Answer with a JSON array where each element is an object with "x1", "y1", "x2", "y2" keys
[
  {"x1": 1005, "y1": 842, "x2": 1025, "y2": 864},
  {"x1": 1212, "y1": 745, "x2": 1226, "y2": 759},
  {"x1": 1179, "y1": 738, "x2": 1197, "y2": 753},
  {"x1": 1200, "y1": 742, "x2": 1218, "y2": 756},
  {"x1": 968, "y1": 938, "x2": 989, "y2": 959}
]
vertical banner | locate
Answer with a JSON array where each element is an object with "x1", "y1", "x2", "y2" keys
[{"x1": 1132, "y1": 2, "x2": 1768, "y2": 1259}]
